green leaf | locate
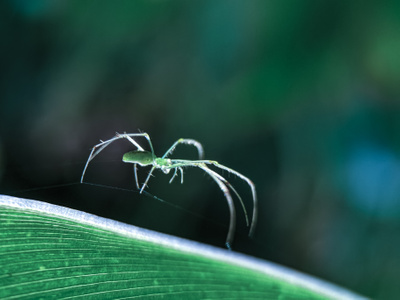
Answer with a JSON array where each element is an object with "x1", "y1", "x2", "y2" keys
[{"x1": 0, "y1": 195, "x2": 364, "y2": 299}]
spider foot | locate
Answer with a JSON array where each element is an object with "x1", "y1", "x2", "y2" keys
[{"x1": 225, "y1": 242, "x2": 232, "y2": 251}]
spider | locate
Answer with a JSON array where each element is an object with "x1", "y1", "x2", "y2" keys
[{"x1": 80, "y1": 132, "x2": 257, "y2": 248}]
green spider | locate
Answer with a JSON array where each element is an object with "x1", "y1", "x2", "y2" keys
[{"x1": 81, "y1": 132, "x2": 257, "y2": 248}]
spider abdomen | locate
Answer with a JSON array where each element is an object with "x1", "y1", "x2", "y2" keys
[{"x1": 122, "y1": 150, "x2": 155, "y2": 166}]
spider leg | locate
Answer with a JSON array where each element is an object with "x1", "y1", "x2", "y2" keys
[
  {"x1": 140, "y1": 166, "x2": 156, "y2": 194},
  {"x1": 81, "y1": 135, "x2": 128, "y2": 183},
  {"x1": 164, "y1": 160, "x2": 238, "y2": 247},
  {"x1": 81, "y1": 132, "x2": 153, "y2": 184},
  {"x1": 179, "y1": 167, "x2": 184, "y2": 184},
  {"x1": 133, "y1": 164, "x2": 140, "y2": 190},
  {"x1": 197, "y1": 164, "x2": 236, "y2": 248},
  {"x1": 162, "y1": 139, "x2": 204, "y2": 160},
  {"x1": 207, "y1": 171, "x2": 249, "y2": 227},
  {"x1": 116, "y1": 132, "x2": 154, "y2": 154},
  {"x1": 169, "y1": 168, "x2": 179, "y2": 184},
  {"x1": 170, "y1": 159, "x2": 251, "y2": 227},
  {"x1": 172, "y1": 159, "x2": 257, "y2": 237},
  {"x1": 203, "y1": 161, "x2": 257, "y2": 237}
]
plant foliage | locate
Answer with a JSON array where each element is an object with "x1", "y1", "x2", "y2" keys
[{"x1": 0, "y1": 195, "x2": 363, "y2": 299}]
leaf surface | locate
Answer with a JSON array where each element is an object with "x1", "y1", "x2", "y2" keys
[{"x1": 0, "y1": 195, "x2": 364, "y2": 299}]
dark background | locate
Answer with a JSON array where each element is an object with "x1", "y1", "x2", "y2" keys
[{"x1": 2, "y1": 1, "x2": 400, "y2": 298}]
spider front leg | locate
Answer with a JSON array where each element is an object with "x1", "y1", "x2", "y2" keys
[
  {"x1": 168, "y1": 159, "x2": 253, "y2": 247},
  {"x1": 162, "y1": 139, "x2": 204, "y2": 160},
  {"x1": 203, "y1": 161, "x2": 258, "y2": 237},
  {"x1": 197, "y1": 164, "x2": 236, "y2": 248}
]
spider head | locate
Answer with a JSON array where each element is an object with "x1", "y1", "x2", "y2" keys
[{"x1": 122, "y1": 150, "x2": 155, "y2": 166}]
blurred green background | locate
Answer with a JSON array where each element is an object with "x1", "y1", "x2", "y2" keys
[{"x1": 1, "y1": 1, "x2": 400, "y2": 298}]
